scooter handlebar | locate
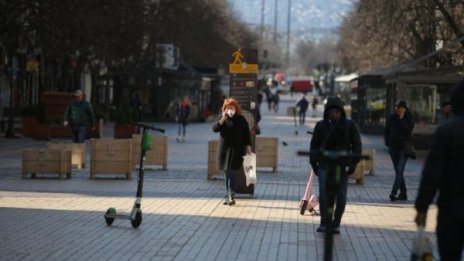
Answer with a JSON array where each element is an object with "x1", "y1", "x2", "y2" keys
[
  {"x1": 297, "y1": 150, "x2": 370, "y2": 161},
  {"x1": 130, "y1": 122, "x2": 165, "y2": 133}
]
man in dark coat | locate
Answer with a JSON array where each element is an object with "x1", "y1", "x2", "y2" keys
[
  {"x1": 212, "y1": 98, "x2": 252, "y2": 205},
  {"x1": 63, "y1": 89, "x2": 96, "y2": 143},
  {"x1": 415, "y1": 78, "x2": 464, "y2": 260},
  {"x1": 295, "y1": 94, "x2": 309, "y2": 125},
  {"x1": 384, "y1": 100, "x2": 415, "y2": 201},
  {"x1": 310, "y1": 96, "x2": 362, "y2": 234}
]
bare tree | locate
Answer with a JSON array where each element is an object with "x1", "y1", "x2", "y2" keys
[{"x1": 338, "y1": 0, "x2": 464, "y2": 73}]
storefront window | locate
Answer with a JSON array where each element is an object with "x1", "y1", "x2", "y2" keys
[
  {"x1": 365, "y1": 88, "x2": 386, "y2": 125},
  {"x1": 396, "y1": 84, "x2": 452, "y2": 125},
  {"x1": 397, "y1": 85, "x2": 435, "y2": 124}
]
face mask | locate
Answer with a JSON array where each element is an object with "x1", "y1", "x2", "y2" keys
[{"x1": 227, "y1": 109, "x2": 236, "y2": 117}]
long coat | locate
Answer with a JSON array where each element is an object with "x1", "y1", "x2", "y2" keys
[
  {"x1": 212, "y1": 114, "x2": 251, "y2": 170},
  {"x1": 384, "y1": 111, "x2": 414, "y2": 149}
]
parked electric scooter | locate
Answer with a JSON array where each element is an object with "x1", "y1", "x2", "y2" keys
[
  {"x1": 104, "y1": 122, "x2": 165, "y2": 228},
  {"x1": 299, "y1": 169, "x2": 318, "y2": 215}
]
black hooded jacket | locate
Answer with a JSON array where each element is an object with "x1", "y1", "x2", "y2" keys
[
  {"x1": 309, "y1": 97, "x2": 362, "y2": 172},
  {"x1": 384, "y1": 108, "x2": 415, "y2": 149},
  {"x1": 415, "y1": 78, "x2": 464, "y2": 212}
]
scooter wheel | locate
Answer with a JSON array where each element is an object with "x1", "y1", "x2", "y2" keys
[
  {"x1": 299, "y1": 200, "x2": 308, "y2": 215},
  {"x1": 105, "y1": 208, "x2": 116, "y2": 225},
  {"x1": 131, "y1": 209, "x2": 142, "y2": 228}
]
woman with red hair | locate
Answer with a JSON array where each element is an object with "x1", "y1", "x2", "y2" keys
[{"x1": 212, "y1": 98, "x2": 252, "y2": 205}]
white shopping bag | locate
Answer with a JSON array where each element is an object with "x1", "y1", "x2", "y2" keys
[
  {"x1": 243, "y1": 153, "x2": 257, "y2": 186},
  {"x1": 410, "y1": 226, "x2": 433, "y2": 261}
]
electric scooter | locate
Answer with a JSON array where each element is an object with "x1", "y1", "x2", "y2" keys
[
  {"x1": 104, "y1": 122, "x2": 165, "y2": 228},
  {"x1": 299, "y1": 169, "x2": 318, "y2": 215},
  {"x1": 298, "y1": 149, "x2": 368, "y2": 261}
]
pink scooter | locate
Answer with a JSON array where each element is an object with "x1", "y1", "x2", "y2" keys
[{"x1": 299, "y1": 170, "x2": 319, "y2": 215}]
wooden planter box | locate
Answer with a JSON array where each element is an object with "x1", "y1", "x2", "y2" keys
[
  {"x1": 22, "y1": 148, "x2": 72, "y2": 179},
  {"x1": 132, "y1": 134, "x2": 168, "y2": 170},
  {"x1": 362, "y1": 148, "x2": 375, "y2": 176},
  {"x1": 349, "y1": 149, "x2": 375, "y2": 185},
  {"x1": 90, "y1": 139, "x2": 132, "y2": 179},
  {"x1": 207, "y1": 140, "x2": 221, "y2": 180},
  {"x1": 256, "y1": 137, "x2": 278, "y2": 172},
  {"x1": 47, "y1": 142, "x2": 86, "y2": 169},
  {"x1": 286, "y1": 106, "x2": 297, "y2": 116},
  {"x1": 349, "y1": 161, "x2": 365, "y2": 185},
  {"x1": 207, "y1": 137, "x2": 279, "y2": 180}
]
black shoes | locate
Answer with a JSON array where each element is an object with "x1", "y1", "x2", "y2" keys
[
  {"x1": 316, "y1": 226, "x2": 326, "y2": 233},
  {"x1": 332, "y1": 225, "x2": 340, "y2": 234},
  {"x1": 390, "y1": 193, "x2": 408, "y2": 201},
  {"x1": 316, "y1": 225, "x2": 340, "y2": 234}
]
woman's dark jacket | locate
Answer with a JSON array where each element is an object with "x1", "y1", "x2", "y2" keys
[
  {"x1": 212, "y1": 114, "x2": 251, "y2": 170},
  {"x1": 309, "y1": 102, "x2": 362, "y2": 173},
  {"x1": 176, "y1": 103, "x2": 190, "y2": 125},
  {"x1": 384, "y1": 111, "x2": 414, "y2": 149}
]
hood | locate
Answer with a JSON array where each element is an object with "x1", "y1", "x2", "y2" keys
[
  {"x1": 451, "y1": 78, "x2": 464, "y2": 116},
  {"x1": 323, "y1": 96, "x2": 347, "y2": 120}
]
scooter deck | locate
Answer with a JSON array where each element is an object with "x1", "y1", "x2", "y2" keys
[{"x1": 104, "y1": 213, "x2": 132, "y2": 220}]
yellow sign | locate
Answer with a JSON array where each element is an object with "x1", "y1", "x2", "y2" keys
[
  {"x1": 229, "y1": 48, "x2": 258, "y2": 74},
  {"x1": 232, "y1": 49, "x2": 244, "y2": 64},
  {"x1": 229, "y1": 63, "x2": 258, "y2": 74}
]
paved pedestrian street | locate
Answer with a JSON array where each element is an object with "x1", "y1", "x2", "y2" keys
[{"x1": 0, "y1": 95, "x2": 437, "y2": 260}]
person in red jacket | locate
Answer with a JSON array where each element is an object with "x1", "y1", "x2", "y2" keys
[{"x1": 176, "y1": 96, "x2": 191, "y2": 142}]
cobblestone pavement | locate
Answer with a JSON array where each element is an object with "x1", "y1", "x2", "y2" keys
[{"x1": 0, "y1": 94, "x2": 438, "y2": 260}]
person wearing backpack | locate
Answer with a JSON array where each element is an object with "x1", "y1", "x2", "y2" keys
[{"x1": 309, "y1": 96, "x2": 362, "y2": 234}]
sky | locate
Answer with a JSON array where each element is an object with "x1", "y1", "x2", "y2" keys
[{"x1": 228, "y1": 0, "x2": 355, "y2": 41}]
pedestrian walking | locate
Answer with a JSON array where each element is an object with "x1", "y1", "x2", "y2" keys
[
  {"x1": 414, "y1": 78, "x2": 464, "y2": 261},
  {"x1": 176, "y1": 96, "x2": 191, "y2": 142},
  {"x1": 384, "y1": 100, "x2": 415, "y2": 201},
  {"x1": 63, "y1": 89, "x2": 96, "y2": 143},
  {"x1": 264, "y1": 85, "x2": 273, "y2": 111},
  {"x1": 272, "y1": 90, "x2": 280, "y2": 113},
  {"x1": 437, "y1": 100, "x2": 453, "y2": 124},
  {"x1": 212, "y1": 98, "x2": 252, "y2": 206},
  {"x1": 309, "y1": 96, "x2": 362, "y2": 234},
  {"x1": 312, "y1": 96, "x2": 319, "y2": 117},
  {"x1": 295, "y1": 94, "x2": 309, "y2": 125},
  {"x1": 131, "y1": 92, "x2": 143, "y2": 121}
]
